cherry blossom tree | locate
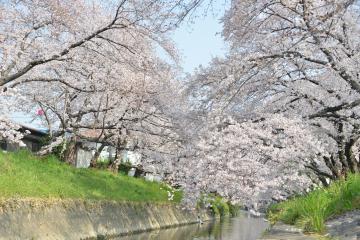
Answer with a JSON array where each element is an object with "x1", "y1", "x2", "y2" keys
[
  {"x1": 177, "y1": 0, "x2": 360, "y2": 207},
  {"x1": 0, "y1": 118, "x2": 26, "y2": 146},
  {"x1": 0, "y1": 0, "x2": 214, "y2": 148},
  {"x1": 13, "y1": 42, "x2": 182, "y2": 167},
  {"x1": 190, "y1": 0, "x2": 360, "y2": 171},
  {"x1": 172, "y1": 114, "x2": 331, "y2": 207},
  {"x1": 224, "y1": 0, "x2": 360, "y2": 176},
  {"x1": 0, "y1": 0, "x2": 211, "y2": 86},
  {"x1": 4, "y1": 0, "x2": 359, "y2": 208}
]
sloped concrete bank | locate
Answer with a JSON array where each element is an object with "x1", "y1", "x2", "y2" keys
[
  {"x1": 259, "y1": 223, "x2": 319, "y2": 240},
  {"x1": 260, "y1": 211, "x2": 360, "y2": 240},
  {"x1": 0, "y1": 198, "x2": 212, "y2": 240},
  {"x1": 325, "y1": 210, "x2": 360, "y2": 240}
]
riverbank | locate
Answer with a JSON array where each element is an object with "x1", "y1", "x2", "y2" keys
[
  {"x1": 0, "y1": 151, "x2": 215, "y2": 239},
  {"x1": 0, "y1": 150, "x2": 181, "y2": 202},
  {"x1": 268, "y1": 174, "x2": 359, "y2": 233},
  {"x1": 0, "y1": 198, "x2": 212, "y2": 239},
  {"x1": 261, "y1": 210, "x2": 360, "y2": 240},
  {"x1": 263, "y1": 174, "x2": 360, "y2": 239}
]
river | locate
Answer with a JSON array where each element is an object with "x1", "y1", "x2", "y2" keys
[{"x1": 116, "y1": 211, "x2": 269, "y2": 240}]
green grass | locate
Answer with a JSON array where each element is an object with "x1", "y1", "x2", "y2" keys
[
  {"x1": 268, "y1": 174, "x2": 360, "y2": 233},
  {"x1": 0, "y1": 150, "x2": 182, "y2": 203}
]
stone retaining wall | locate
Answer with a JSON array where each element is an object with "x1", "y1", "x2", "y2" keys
[{"x1": 0, "y1": 199, "x2": 212, "y2": 240}]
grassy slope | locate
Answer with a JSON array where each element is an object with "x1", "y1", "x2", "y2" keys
[
  {"x1": 0, "y1": 150, "x2": 181, "y2": 203},
  {"x1": 268, "y1": 174, "x2": 360, "y2": 233}
]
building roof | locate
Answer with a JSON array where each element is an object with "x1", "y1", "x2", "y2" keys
[{"x1": 20, "y1": 124, "x2": 48, "y2": 135}]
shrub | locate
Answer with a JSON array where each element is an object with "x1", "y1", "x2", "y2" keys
[
  {"x1": 197, "y1": 194, "x2": 237, "y2": 217},
  {"x1": 229, "y1": 203, "x2": 241, "y2": 217},
  {"x1": 96, "y1": 158, "x2": 110, "y2": 169}
]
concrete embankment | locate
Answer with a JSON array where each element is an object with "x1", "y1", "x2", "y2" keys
[
  {"x1": 0, "y1": 198, "x2": 212, "y2": 240},
  {"x1": 260, "y1": 210, "x2": 360, "y2": 240}
]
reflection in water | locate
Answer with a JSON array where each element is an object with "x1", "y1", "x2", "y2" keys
[{"x1": 116, "y1": 211, "x2": 269, "y2": 240}]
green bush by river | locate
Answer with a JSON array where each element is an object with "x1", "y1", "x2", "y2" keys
[
  {"x1": 0, "y1": 150, "x2": 181, "y2": 203},
  {"x1": 268, "y1": 174, "x2": 360, "y2": 233},
  {"x1": 197, "y1": 194, "x2": 241, "y2": 217}
]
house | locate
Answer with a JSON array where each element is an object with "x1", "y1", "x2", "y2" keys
[{"x1": 0, "y1": 124, "x2": 48, "y2": 152}]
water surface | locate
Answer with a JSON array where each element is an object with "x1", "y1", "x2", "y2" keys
[{"x1": 117, "y1": 211, "x2": 269, "y2": 240}]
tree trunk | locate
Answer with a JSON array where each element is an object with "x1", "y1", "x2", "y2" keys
[
  {"x1": 90, "y1": 143, "x2": 106, "y2": 168},
  {"x1": 344, "y1": 137, "x2": 360, "y2": 173},
  {"x1": 337, "y1": 122, "x2": 350, "y2": 176},
  {"x1": 320, "y1": 135, "x2": 360, "y2": 184},
  {"x1": 63, "y1": 140, "x2": 79, "y2": 166},
  {"x1": 108, "y1": 138, "x2": 124, "y2": 172},
  {"x1": 108, "y1": 157, "x2": 122, "y2": 172},
  {"x1": 322, "y1": 155, "x2": 342, "y2": 179},
  {"x1": 305, "y1": 161, "x2": 334, "y2": 186}
]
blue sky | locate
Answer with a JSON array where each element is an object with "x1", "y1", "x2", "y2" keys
[{"x1": 171, "y1": 1, "x2": 229, "y2": 73}]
